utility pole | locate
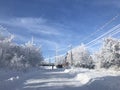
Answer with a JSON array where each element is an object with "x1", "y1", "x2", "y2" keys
[
  {"x1": 31, "y1": 36, "x2": 34, "y2": 45},
  {"x1": 48, "y1": 56, "x2": 51, "y2": 66},
  {"x1": 70, "y1": 45, "x2": 73, "y2": 66},
  {"x1": 55, "y1": 45, "x2": 58, "y2": 65}
]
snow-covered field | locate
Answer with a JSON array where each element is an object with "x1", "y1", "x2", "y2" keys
[{"x1": 0, "y1": 68, "x2": 120, "y2": 90}]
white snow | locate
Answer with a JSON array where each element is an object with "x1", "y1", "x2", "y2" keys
[
  {"x1": 72, "y1": 68, "x2": 120, "y2": 85},
  {"x1": 0, "y1": 68, "x2": 120, "y2": 90},
  {"x1": 7, "y1": 76, "x2": 19, "y2": 81}
]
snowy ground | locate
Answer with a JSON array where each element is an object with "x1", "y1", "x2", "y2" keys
[{"x1": 0, "y1": 68, "x2": 120, "y2": 90}]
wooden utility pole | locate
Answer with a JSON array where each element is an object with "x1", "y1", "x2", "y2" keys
[
  {"x1": 55, "y1": 45, "x2": 58, "y2": 65},
  {"x1": 70, "y1": 45, "x2": 73, "y2": 66},
  {"x1": 48, "y1": 56, "x2": 51, "y2": 66}
]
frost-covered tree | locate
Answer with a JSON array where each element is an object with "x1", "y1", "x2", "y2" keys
[
  {"x1": 55, "y1": 55, "x2": 66, "y2": 66},
  {"x1": 65, "y1": 44, "x2": 94, "y2": 68},
  {"x1": 0, "y1": 34, "x2": 15, "y2": 68},
  {"x1": 95, "y1": 37, "x2": 120, "y2": 69},
  {"x1": 10, "y1": 53, "x2": 24, "y2": 70},
  {"x1": 0, "y1": 28, "x2": 44, "y2": 70},
  {"x1": 22, "y1": 40, "x2": 43, "y2": 67}
]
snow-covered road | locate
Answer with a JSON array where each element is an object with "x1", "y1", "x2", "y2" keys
[
  {"x1": 24, "y1": 69, "x2": 81, "y2": 90},
  {"x1": 0, "y1": 69, "x2": 80, "y2": 90},
  {"x1": 0, "y1": 68, "x2": 120, "y2": 90}
]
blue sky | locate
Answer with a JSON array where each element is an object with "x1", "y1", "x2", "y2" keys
[{"x1": 0, "y1": 0, "x2": 120, "y2": 58}]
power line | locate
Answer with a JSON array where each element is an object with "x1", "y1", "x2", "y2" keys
[
  {"x1": 46, "y1": 14, "x2": 120, "y2": 61},
  {"x1": 81, "y1": 14, "x2": 119, "y2": 43},
  {"x1": 86, "y1": 24, "x2": 120, "y2": 47}
]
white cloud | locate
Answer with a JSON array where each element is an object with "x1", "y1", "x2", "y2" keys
[
  {"x1": 40, "y1": 39, "x2": 58, "y2": 48},
  {"x1": 0, "y1": 17, "x2": 61, "y2": 36},
  {"x1": 13, "y1": 33, "x2": 59, "y2": 50},
  {"x1": 0, "y1": 17, "x2": 64, "y2": 51},
  {"x1": 0, "y1": 17, "x2": 79, "y2": 57}
]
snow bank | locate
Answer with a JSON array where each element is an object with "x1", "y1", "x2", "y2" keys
[
  {"x1": 1, "y1": 67, "x2": 120, "y2": 90},
  {"x1": 64, "y1": 68, "x2": 89, "y2": 74},
  {"x1": 64, "y1": 68, "x2": 120, "y2": 85},
  {"x1": 7, "y1": 76, "x2": 19, "y2": 81},
  {"x1": 40, "y1": 66, "x2": 57, "y2": 70},
  {"x1": 75, "y1": 73, "x2": 91, "y2": 84},
  {"x1": 0, "y1": 69, "x2": 22, "y2": 82}
]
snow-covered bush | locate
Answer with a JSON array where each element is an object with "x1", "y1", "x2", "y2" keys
[
  {"x1": 55, "y1": 55, "x2": 66, "y2": 65},
  {"x1": 94, "y1": 37, "x2": 120, "y2": 69},
  {"x1": 0, "y1": 30, "x2": 43, "y2": 70},
  {"x1": 22, "y1": 41, "x2": 43, "y2": 67},
  {"x1": 65, "y1": 44, "x2": 94, "y2": 69}
]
